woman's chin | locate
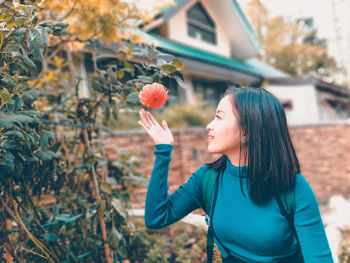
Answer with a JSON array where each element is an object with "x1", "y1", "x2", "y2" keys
[{"x1": 207, "y1": 146, "x2": 219, "y2": 154}]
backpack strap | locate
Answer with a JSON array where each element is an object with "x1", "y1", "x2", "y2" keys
[
  {"x1": 202, "y1": 168, "x2": 219, "y2": 263},
  {"x1": 202, "y1": 168, "x2": 219, "y2": 215},
  {"x1": 275, "y1": 188, "x2": 300, "y2": 247}
]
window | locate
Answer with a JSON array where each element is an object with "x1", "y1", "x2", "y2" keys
[
  {"x1": 192, "y1": 78, "x2": 227, "y2": 107},
  {"x1": 186, "y1": 2, "x2": 216, "y2": 44},
  {"x1": 281, "y1": 100, "x2": 293, "y2": 111}
]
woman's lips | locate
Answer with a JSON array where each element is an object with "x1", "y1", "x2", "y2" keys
[{"x1": 207, "y1": 135, "x2": 214, "y2": 143}]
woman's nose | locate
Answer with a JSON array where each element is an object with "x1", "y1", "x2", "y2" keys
[{"x1": 207, "y1": 120, "x2": 213, "y2": 130}]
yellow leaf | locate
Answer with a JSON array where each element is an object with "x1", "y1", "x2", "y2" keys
[
  {"x1": 6, "y1": 19, "x2": 26, "y2": 28},
  {"x1": 0, "y1": 14, "x2": 13, "y2": 22}
]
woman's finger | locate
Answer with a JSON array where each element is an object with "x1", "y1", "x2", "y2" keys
[
  {"x1": 137, "y1": 120, "x2": 149, "y2": 131},
  {"x1": 146, "y1": 111, "x2": 157, "y2": 126},
  {"x1": 144, "y1": 111, "x2": 155, "y2": 127},
  {"x1": 139, "y1": 109, "x2": 150, "y2": 126}
]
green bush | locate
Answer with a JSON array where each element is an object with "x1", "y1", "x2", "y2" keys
[
  {"x1": 126, "y1": 218, "x2": 209, "y2": 263},
  {"x1": 339, "y1": 230, "x2": 350, "y2": 263}
]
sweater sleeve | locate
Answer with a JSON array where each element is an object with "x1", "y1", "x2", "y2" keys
[
  {"x1": 144, "y1": 144, "x2": 208, "y2": 229},
  {"x1": 294, "y1": 173, "x2": 334, "y2": 263}
]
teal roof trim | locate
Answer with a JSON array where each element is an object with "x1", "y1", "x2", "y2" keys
[
  {"x1": 230, "y1": 0, "x2": 262, "y2": 51},
  {"x1": 147, "y1": 33, "x2": 287, "y2": 79},
  {"x1": 245, "y1": 59, "x2": 289, "y2": 78}
]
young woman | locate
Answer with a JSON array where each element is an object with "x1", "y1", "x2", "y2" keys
[{"x1": 137, "y1": 87, "x2": 333, "y2": 263}]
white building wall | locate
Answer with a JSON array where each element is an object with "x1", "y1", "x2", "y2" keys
[
  {"x1": 167, "y1": 0, "x2": 231, "y2": 57},
  {"x1": 266, "y1": 85, "x2": 320, "y2": 126}
]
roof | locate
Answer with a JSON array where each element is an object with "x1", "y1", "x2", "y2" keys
[
  {"x1": 145, "y1": 0, "x2": 261, "y2": 59},
  {"x1": 146, "y1": 33, "x2": 288, "y2": 79}
]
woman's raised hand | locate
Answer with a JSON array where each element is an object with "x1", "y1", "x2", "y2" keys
[{"x1": 138, "y1": 109, "x2": 174, "y2": 145}]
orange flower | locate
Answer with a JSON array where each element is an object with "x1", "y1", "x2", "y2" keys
[{"x1": 139, "y1": 83, "x2": 168, "y2": 108}]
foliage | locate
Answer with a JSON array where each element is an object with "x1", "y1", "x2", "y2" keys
[
  {"x1": 339, "y1": 230, "x2": 350, "y2": 263},
  {"x1": 127, "y1": 218, "x2": 209, "y2": 263},
  {"x1": 244, "y1": 0, "x2": 337, "y2": 77},
  {"x1": 155, "y1": 95, "x2": 215, "y2": 129},
  {"x1": 0, "y1": 0, "x2": 184, "y2": 262},
  {"x1": 39, "y1": 0, "x2": 174, "y2": 45}
]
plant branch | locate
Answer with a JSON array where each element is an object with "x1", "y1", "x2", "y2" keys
[
  {"x1": 0, "y1": 195, "x2": 60, "y2": 263},
  {"x1": 58, "y1": 0, "x2": 78, "y2": 21}
]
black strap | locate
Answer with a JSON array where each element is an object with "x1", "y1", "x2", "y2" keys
[
  {"x1": 209, "y1": 171, "x2": 247, "y2": 262},
  {"x1": 275, "y1": 195, "x2": 301, "y2": 249}
]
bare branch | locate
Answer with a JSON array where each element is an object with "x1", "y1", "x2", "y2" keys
[{"x1": 58, "y1": 0, "x2": 79, "y2": 21}]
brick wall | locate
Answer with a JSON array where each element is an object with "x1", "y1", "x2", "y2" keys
[{"x1": 104, "y1": 123, "x2": 350, "y2": 208}]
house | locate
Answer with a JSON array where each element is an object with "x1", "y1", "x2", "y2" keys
[
  {"x1": 265, "y1": 77, "x2": 350, "y2": 126},
  {"x1": 79, "y1": 0, "x2": 350, "y2": 126},
  {"x1": 139, "y1": 0, "x2": 288, "y2": 107},
  {"x1": 80, "y1": 0, "x2": 287, "y2": 106}
]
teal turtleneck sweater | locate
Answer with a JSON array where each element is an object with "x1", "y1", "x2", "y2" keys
[{"x1": 145, "y1": 144, "x2": 334, "y2": 263}]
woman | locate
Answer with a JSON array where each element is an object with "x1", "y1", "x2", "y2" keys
[{"x1": 137, "y1": 87, "x2": 333, "y2": 263}]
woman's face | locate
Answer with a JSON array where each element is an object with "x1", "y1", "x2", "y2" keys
[{"x1": 206, "y1": 95, "x2": 242, "y2": 156}]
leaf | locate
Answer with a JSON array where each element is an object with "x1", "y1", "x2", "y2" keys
[
  {"x1": 0, "y1": 151, "x2": 15, "y2": 173},
  {"x1": 14, "y1": 96, "x2": 23, "y2": 111},
  {"x1": 56, "y1": 213, "x2": 83, "y2": 224},
  {"x1": 0, "y1": 28, "x2": 10, "y2": 49},
  {"x1": 6, "y1": 19, "x2": 26, "y2": 28},
  {"x1": 161, "y1": 64, "x2": 177, "y2": 74},
  {"x1": 117, "y1": 69, "x2": 124, "y2": 79},
  {"x1": 137, "y1": 75, "x2": 153, "y2": 83},
  {"x1": 111, "y1": 198, "x2": 127, "y2": 219},
  {"x1": 19, "y1": 44, "x2": 36, "y2": 69},
  {"x1": 118, "y1": 245, "x2": 128, "y2": 259},
  {"x1": 0, "y1": 112, "x2": 35, "y2": 128},
  {"x1": 107, "y1": 67, "x2": 118, "y2": 83},
  {"x1": 48, "y1": 141, "x2": 61, "y2": 153},
  {"x1": 4, "y1": 130, "x2": 26, "y2": 141},
  {"x1": 123, "y1": 61, "x2": 134, "y2": 77},
  {"x1": 102, "y1": 99, "x2": 110, "y2": 121},
  {"x1": 0, "y1": 89, "x2": 11, "y2": 108},
  {"x1": 37, "y1": 26, "x2": 49, "y2": 48},
  {"x1": 172, "y1": 58, "x2": 185, "y2": 70},
  {"x1": 126, "y1": 92, "x2": 139, "y2": 105},
  {"x1": 8, "y1": 28, "x2": 26, "y2": 37},
  {"x1": 39, "y1": 130, "x2": 54, "y2": 148},
  {"x1": 44, "y1": 233, "x2": 58, "y2": 242},
  {"x1": 108, "y1": 225, "x2": 122, "y2": 249},
  {"x1": 156, "y1": 58, "x2": 167, "y2": 67},
  {"x1": 22, "y1": 88, "x2": 40, "y2": 105},
  {"x1": 26, "y1": 28, "x2": 43, "y2": 61},
  {"x1": 36, "y1": 150, "x2": 59, "y2": 161},
  {"x1": 100, "y1": 182, "x2": 112, "y2": 194},
  {"x1": 110, "y1": 99, "x2": 119, "y2": 120},
  {"x1": 91, "y1": 80, "x2": 105, "y2": 93},
  {"x1": 0, "y1": 14, "x2": 13, "y2": 22},
  {"x1": 174, "y1": 75, "x2": 186, "y2": 89}
]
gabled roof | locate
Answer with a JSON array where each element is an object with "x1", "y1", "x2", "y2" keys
[
  {"x1": 144, "y1": 0, "x2": 262, "y2": 60},
  {"x1": 146, "y1": 33, "x2": 288, "y2": 79}
]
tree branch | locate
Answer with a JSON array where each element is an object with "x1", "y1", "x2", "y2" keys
[{"x1": 58, "y1": 0, "x2": 79, "y2": 21}]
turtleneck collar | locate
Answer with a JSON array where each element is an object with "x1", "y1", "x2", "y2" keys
[{"x1": 225, "y1": 156, "x2": 248, "y2": 177}]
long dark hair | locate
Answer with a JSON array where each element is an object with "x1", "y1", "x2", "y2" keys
[{"x1": 207, "y1": 86, "x2": 300, "y2": 205}]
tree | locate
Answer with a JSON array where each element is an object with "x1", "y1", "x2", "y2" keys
[
  {"x1": 244, "y1": 0, "x2": 337, "y2": 77},
  {"x1": 0, "y1": 0, "x2": 183, "y2": 262}
]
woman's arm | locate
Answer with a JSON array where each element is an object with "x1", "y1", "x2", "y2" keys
[
  {"x1": 144, "y1": 144, "x2": 207, "y2": 229},
  {"x1": 294, "y1": 173, "x2": 334, "y2": 263}
]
